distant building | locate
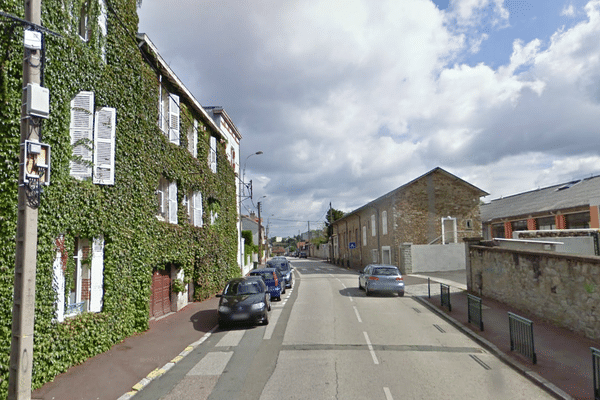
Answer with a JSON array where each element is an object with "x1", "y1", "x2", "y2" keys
[
  {"x1": 331, "y1": 167, "x2": 488, "y2": 271},
  {"x1": 481, "y1": 175, "x2": 600, "y2": 240}
]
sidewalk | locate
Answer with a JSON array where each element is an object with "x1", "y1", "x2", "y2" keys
[
  {"x1": 32, "y1": 297, "x2": 220, "y2": 400},
  {"x1": 408, "y1": 271, "x2": 598, "y2": 400}
]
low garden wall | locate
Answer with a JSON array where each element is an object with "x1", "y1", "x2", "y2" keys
[{"x1": 467, "y1": 242, "x2": 600, "y2": 339}]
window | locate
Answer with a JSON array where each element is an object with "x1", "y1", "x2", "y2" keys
[
  {"x1": 188, "y1": 119, "x2": 198, "y2": 158},
  {"x1": 362, "y1": 226, "x2": 367, "y2": 245},
  {"x1": 185, "y1": 191, "x2": 202, "y2": 227},
  {"x1": 566, "y1": 212, "x2": 590, "y2": 229},
  {"x1": 208, "y1": 198, "x2": 219, "y2": 225},
  {"x1": 491, "y1": 223, "x2": 505, "y2": 238},
  {"x1": 382, "y1": 246, "x2": 391, "y2": 264},
  {"x1": 382, "y1": 211, "x2": 388, "y2": 235},
  {"x1": 536, "y1": 216, "x2": 555, "y2": 230},
  {"x1": 70, "y1": 91, "x2": 116, "y2": 185},
  {"x1": 78, "y1": 0, "x2": 92, "y2": 41},
  {"x1": 371, "y1": 214, "x2": 376, "y2": 236},
  {"x1": 371, "y1": 249, "x2": 378, "y2": 263},
  {"x1": 159, "y1": 86, "x2": 179, "y2": 145},
  {"x1": 157, "y1": 177, "x2": 177, "y2": 224},
  {"x1": 465, "y1": 219, "x2": 473, "y2": 230},
  {"x1": 209, "y1": 135, "x2": 217, "y2": 173},
  {"x1": 511, "y1": 220, "x2": 528, "y2": 232},
  {"x1": 53, "y1": 236, "x2": 104, "y2": 321}
]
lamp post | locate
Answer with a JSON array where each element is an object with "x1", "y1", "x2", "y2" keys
[
  {"x1": 239, "y1": 151, "x2": 262, "y2": 273},
  {"x1": 257, "y1": 195, "x2": 266, "y2": 265}
]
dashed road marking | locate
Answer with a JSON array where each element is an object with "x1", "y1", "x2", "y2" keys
[{"x1": 363, "y1": 331, "x2": 379, "y2": 365}]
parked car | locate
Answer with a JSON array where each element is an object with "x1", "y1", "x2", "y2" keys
[
  {"x1": 217, "y1": 276, "x2": 270, "y2": 328},
  {"x1": 249, "y1": 267, "x2": 285, "y2": 301},
  {"x1": 358, "y1": 264, "x2": 405, "y2": 297},
  {"x1": 299, "y1": 251, "x2": 307, "y2": 258},
  {"x1": 267, "y1": 258, "x2": 293, "y2": 288}
]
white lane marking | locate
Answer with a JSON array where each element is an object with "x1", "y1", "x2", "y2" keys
[
  {"x1": 264, "y1": 308, "x2": 282, "y2": 340},
  {"x1": 187, "y1": 351, "x2": 233, "y2": 376},
  {"x1": 384, "y1": 387, "x2": 393, "y2": 400},
  {"x1": 353, "y1": 306, "x2": 362, "y2": 323},
  {"x1": 363, "y1": 331, "x2": 379, "y2": 365},
  {"x1": 216, "y1": 330, "x2": 245, "y2": 347}
]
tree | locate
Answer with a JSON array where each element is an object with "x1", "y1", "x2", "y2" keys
[{"x1": 325, "y1": 208, "x2": 345, "y2": 238}]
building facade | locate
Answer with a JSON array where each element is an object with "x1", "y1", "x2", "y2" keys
[
  {"x1": 331, "y1": 168, "x2": 488, "y2": 271},
  {"x1": 481, "y1": 176, "x2": 600, "y2": 240}
]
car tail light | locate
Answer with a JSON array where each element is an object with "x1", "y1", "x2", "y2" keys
[
  {"x1": 368, "y1": 276, "x2": 379, "y2": 281},
  {"x1": 396, "y1": 277, "x2": 403, "y2": 281},
  {"x1": 273, "y1": 272, "x2": 279, "y2": 286}
]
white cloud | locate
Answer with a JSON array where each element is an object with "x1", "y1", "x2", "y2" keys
[{"x1": 138, "y1": 0, "x2": 600, "y2": 237}]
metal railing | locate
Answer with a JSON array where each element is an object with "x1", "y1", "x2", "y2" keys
[
  {"x1": 508, "y1": 312, "x2": 537, "y2": 364},
  {"x1": 440, "y1": 283, "x2": 451, "y2": 312},
  {"x1": 593, "y1": 347, "x2": 600, "y2": 400},
  {"x1": 467, "y1": 294, "x2": 484, "y2": 331}
]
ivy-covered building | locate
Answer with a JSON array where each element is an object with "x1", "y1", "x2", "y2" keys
[{"x1": 0, "y1": 0, "x2": 240, "y2": 395}]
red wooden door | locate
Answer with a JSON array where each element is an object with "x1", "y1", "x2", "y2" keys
[{"x1": 151, "y1": 268, "x2": 171, "y2": 318}]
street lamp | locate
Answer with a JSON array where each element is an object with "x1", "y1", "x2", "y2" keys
[
  {"x1": 257, "y1": 196, "x2": 266, "y2": 265},
  {"x1": 239, "y1": 151, "x2": 262, "y2": 273}
]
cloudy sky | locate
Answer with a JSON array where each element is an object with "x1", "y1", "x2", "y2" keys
[{"x1": 138, "y1": 0, "x2": 600, "y2": 238}]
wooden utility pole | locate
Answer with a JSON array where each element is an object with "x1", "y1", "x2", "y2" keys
[
  {"x1": 9, "y1": 0, "x2": 42, "y2": 398},
  {"x1": 258, "y1": 201, "x2": 263, "y2": 265}
]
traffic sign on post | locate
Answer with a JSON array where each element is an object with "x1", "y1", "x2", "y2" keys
[{"x1": 349, "y1": 242, "x2": 356, "y2": 249}]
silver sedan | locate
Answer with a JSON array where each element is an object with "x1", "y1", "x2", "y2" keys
[{"x1": 358, "y1": 264, "x2": 405, "y2": 297}]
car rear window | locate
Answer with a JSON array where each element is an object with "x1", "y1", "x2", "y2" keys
[
  {"x1": 251, "y1": 271, "x2": 274, "y2": 281},
  {"x1": 224, "y1": 281, "x2": 263, "y2": 295},
  {"x1": 372, "y1": 267, "x2": 399, "y2": 276}
]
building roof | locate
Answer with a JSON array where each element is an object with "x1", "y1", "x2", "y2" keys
[
  {"x1": 481, "y1": 175, "x2": 600, "y2": 222},
  {"x1": 336, "y1": 167, "x2": 488, "y2": 223}
]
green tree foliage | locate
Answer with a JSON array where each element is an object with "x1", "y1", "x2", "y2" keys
[
  {"x1": 325, "y1": 208, "x2": 345, "y2": 238},
  {"x1": 0, "y1": 0, "x2": 238, "y2": 395}
]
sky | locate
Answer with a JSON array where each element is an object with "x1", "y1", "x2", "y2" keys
[{"x1": 137, "y1": 0, "x2": 600, "y2": 238}]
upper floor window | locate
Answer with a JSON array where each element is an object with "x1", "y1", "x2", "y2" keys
[
  {"x1": 187, "y1": 119, "x2": 198, "y2": 158},
  {"x1": 157, "y1": 177, "x2": 177, "y2": 224},
  {"x1": 371, "y1": 214, "x2": 376, "y2": 236},
  {"x1": 209, "y1": 136, "x2": 217, "y2": 173},
  {"x1": 382, "y1": 211, "x2": 388, "y2": 235},
  {"x1": 184, "y1": 190, "x2": 202, "y2": 227},
  {"x1": 159, "y1": 85, "x2": 179, "y2": 145},
  {"x1": 70, "y1": 91, "x2": 116, "y2": 185},
  {"x1": 362, "y1": 226, "x2": 367, "y2": 245},
  {"x1": 79, "y1": 0, "x2": 92, "y2": 41}
]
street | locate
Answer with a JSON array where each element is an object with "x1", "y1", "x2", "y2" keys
[{"x1": 133, "y1": 259, "x2": 553, "y2": 399}]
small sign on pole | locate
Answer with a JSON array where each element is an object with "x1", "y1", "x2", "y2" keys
[{"x1": 349, "y1": 242, "x2": 356, "y2": 249}]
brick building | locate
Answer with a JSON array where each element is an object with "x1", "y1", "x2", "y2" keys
[
  {"x1": 331, "y1": 167, "x2": 488, "y2": 271},
  {"x1": 481, "y1": 175, "x2": 600, "y2": 239}
]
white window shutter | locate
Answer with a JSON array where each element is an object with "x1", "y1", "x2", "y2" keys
[
  {"x1": 93, "y1": 107, "x2": 116, "y2": 185},
  {"x1": 158, "y1": 84, "x2": 164, "y2": 133},
  {"x1": 70, "y1": 91, "x2": 94, "y2": 179},
  {"x1": 52, "y1": 251, "x2": 65, "y2": 322},
  {"x1": 89, "y1": 237, "x2": 104, "y2": 312},
  {"x1": 169, "y1": 94, "x2": 180, "y2": 145},
  {"x1": 168, "y1": 181, "x2": 178, "y2": 224},
  {"x1": 193, "y1": 191, "x2": 203, "y2": 227},
  {"x1": 209, "y1": 136, "x2": 217, "y2": 173},
  {"x1": 188, "y1": 119, "x2": 198, "y2": 157}
]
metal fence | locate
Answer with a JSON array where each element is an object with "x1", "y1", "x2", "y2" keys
[
  {"x1": 467, "y1": 294, "x2": 484, "y2": 331},
  {"x1": 440, "y1": 283, "x2": 451, "y2": 312},
  {"x1": 593, "y1": 347, "x2": 600, "y2": 400},
  {"x1": 508, "y1": 312, "x2": 537, "y2": 364}
]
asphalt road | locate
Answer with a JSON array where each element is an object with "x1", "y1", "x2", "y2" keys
[{"x1": 133, "y1": 259, "x2": 553, "y2": 399}]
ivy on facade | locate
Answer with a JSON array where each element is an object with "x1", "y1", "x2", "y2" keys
[{"x1": 0, "y1": 0, "x2": 239, "y2": 395}]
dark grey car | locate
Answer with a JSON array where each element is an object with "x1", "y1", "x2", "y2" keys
[{"x1": 217, "y1": 276, "x2": 270, "y2": 328}]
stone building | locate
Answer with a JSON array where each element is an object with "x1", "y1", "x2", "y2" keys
[{"x1": 331, "y1": 167, "x2": 488, "y2": 271}]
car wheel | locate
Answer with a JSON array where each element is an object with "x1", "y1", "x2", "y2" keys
[
  {"x1": 398, "y1": 291, "x2": 405, "y2": 297},
  {"x1": 365, "y1": 286, "x2": 371, "y2": 296},
  {"x1": 263, "y1": 313, "x2": 269, "y2": 325},
  {"x1": 282, "y1": 286, "x2": 286, "y2": 294},
  {"x1": 218, "y1": 321, "x2": 228, "y2": 329},
  {"x1": 358, "y1": 279, "x2": 363, "y2": 290}
]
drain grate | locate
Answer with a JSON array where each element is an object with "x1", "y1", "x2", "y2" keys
[
  {"x1": 433, "y1": 324, "x2": 445, "y2": 333},
  {"x1": 469, "y1": 354, "x2": 491, "y2": 370}
]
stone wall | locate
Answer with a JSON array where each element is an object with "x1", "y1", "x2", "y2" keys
[{"x1": 468, "y1": 244, "x2": 600, "y2": 339}]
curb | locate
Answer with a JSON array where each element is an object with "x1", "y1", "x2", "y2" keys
[
  {"x1": 117, "y1": 326, "x2": 218, "y2": 400},
  {"x1": 413, "y1": 295, "x2": 573, "y2": 400}
]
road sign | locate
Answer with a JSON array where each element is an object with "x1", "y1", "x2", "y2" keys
[{"x1": 349, "y1": 242, "x2": 356, "y2": 249}]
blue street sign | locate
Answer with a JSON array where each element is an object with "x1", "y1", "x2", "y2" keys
[{"x1": 349, "y1": 242, "x2": 356, "y2": 249}]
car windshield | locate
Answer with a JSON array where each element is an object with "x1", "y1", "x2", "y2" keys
[
  {"x1": 224, "y1": 281, "x2": 263, "y2": 295},
  {"x1": 372, "y1": 267, "x2": 399, "y2": 276}
]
